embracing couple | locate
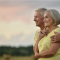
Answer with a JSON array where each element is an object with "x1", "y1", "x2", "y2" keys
[{"x1": 33, "y1": 8, "x2": 60, "y2": 60}]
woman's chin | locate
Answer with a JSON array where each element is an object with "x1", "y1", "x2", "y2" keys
[
  {"x1": 44, "y1": 24, "x2": 50, "y2": 27},
  {"x1": 45, "y1": 25, "x2": 48, "y2": 27}
]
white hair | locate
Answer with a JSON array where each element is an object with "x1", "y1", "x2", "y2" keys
[
  {"x1": 35, "y1": 8, "x2": 47, "y2": 17},
  {"x1": 46, "y1": 9, "x2": 60, "y2": 25}
]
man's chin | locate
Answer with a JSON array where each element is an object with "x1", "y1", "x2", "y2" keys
[
  {"x1": 36, "y1": 24, "x2": 39, "y2": 26},
  {"x1": 36, "y1": 24, "x2": 37, "y2": 26}
]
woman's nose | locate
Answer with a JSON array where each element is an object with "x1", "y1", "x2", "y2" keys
[{"x1": 43, "y1": 18, "x2": 45, "y2": 22}]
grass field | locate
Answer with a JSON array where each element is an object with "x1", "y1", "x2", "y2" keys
[{"x1": 0, "y1": 56, "x2": 34, "y2": 60}]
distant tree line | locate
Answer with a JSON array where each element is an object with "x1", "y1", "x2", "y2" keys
[{"x1": 0, "y1": 45, "x2": 34, "y2": 56}]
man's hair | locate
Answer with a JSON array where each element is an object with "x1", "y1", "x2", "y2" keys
[{"x1": 35, "y1": 8, "x2": 47, "y2": 17}]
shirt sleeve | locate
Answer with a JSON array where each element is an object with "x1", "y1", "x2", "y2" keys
[{"x1": 33, "y1": 30, "x2": 39, "y2": 47}]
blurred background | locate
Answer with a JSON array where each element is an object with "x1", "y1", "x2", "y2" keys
[{"x1": 0, "y1": 0, "x2": 60, "y2": 60}]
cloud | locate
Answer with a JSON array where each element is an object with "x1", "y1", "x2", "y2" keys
[
  {"x1": 0, "y1": 0, "x2": 60, "y2": 47},
  {"x1": 0, "y1": 5, "x2": 31, "y2": 22},
  {"x1": 19, "y1": 33, "x2": 34, "y2": 46},
  {"x1": 0, "y1": 31, "x2": 35, "y2": 47},
  {"x1": 0, "y1": 20, "x2": 38, "y2": 39},
  {"x1": 0, "y1": 0, "x2": 60, "y2": 8},
  {"x1": 0, "y1": 1, "x2": 60, "y2": 23},
  {"x1": 23, "y1": 1, "x2": 60, "y2": 9},
  {"x1": 0, "y1": 4, "x2": 34, "y2": 24},
  {"x1": 0, "y1": 19, "x2": 38, "y2": 47}
]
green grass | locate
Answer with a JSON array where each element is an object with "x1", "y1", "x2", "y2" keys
[{"x1": 0, "y1": 56, "x2": 33, "y2": 60}]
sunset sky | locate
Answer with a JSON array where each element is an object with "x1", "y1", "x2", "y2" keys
[{"x1": 0, "y1": 0, "x2": 60, "y2": 47}]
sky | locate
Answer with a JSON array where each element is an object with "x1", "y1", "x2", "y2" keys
[{"x1": 0, "y1": 0, "x2": 60, "y2": 47}]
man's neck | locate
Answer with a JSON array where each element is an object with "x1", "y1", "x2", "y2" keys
[{"x1": 39, "y1": 25, "x2": 45, "y2": 30}]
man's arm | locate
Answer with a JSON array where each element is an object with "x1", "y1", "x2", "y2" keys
[
  {"x1": 33, "y1": 30, "x2": 39, "y2": 53},
  {"x1": 33, "y1": 43, "x2": 39, "y2": 53},
  {"x1": 33, "y1": 36, "x2": 42, "y2": 54},
  {"x1": 51, "y1": 32, "x2": 60, "y2": 43}
]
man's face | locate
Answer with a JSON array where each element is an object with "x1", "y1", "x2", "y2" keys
[{"x1": 34, "y1": 11, "x2": 44, "y2": 27}]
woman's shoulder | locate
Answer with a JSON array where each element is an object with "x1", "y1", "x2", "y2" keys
[
  {"x1": 47, "y1": 27, "x2": 60, "y2": 37},
  {"x1": 54, "y1": 27, "x2": 60, "y2": 33}
]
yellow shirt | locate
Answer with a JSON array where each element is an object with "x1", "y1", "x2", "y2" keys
[
  {"x1": 33, "y1": 27, "x2": 49, "y2": 47},
  {"x1": 38, "y1": 27, "x2": 60, "y2": 60},
  {"x1": 33, "y1": 29, "x2": 40, "y2": 47}
]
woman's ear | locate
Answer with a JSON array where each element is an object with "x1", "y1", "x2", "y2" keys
[{"x1": 53, "y1": 21, "x2": 56, "y2": 26}]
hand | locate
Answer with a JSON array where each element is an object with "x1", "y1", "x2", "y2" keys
[
  {"x1": 39, "y1": 28, "x2": 49, "y2": 38},
  {"x1": 42, "y1": 27, "x2": 49, "y2": 35},
  {"x1": 35, "y1": 52, "x2": 39, "y2": 58},
  {"x1": 50, "y1": 32, "x2": 60, "y2": 43}
]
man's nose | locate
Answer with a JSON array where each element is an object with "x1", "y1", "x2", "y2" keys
[{"x1": 34, "y1": 18, "x2": 36, "y2": 21}]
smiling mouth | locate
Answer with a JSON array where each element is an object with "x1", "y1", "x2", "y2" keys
[
  {"x1": 45, "y1": 22, "x2": 48, "y2": 24},
  {"x1": 35, "y1": 22, "x2": 37, "y2": 23}
]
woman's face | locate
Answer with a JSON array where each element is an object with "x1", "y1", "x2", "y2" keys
[{"x1": 43, "y1": 12, "x2": 54, "y2": 27}]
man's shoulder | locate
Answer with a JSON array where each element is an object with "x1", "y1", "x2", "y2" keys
[{"x1": 35, "y1": 29, "x2": 40, "y2": 33}]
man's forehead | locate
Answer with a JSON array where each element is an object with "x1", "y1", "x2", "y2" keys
[
  {"x1": 34, "y1": 11, "x2": 42, "y2": 15},
  {"x1": 35, "y1": 11, "x2": 41, "y2": 13}
]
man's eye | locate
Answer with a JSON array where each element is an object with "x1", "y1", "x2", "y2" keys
[{"x1": 46, "y1": 16, "x2": 48, "y2": 18}]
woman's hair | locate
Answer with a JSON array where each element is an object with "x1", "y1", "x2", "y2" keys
[{"x1": 46, "y1": 9, "x2": 60, "y2": 25}]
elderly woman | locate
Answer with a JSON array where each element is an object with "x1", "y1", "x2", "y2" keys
[{"x1": 34, "y1": 9, "x2": 60, "y2": 60}]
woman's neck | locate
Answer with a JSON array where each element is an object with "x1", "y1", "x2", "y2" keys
[{"x1": 49, "y1": 25, "x2": 58, "y2": 32}]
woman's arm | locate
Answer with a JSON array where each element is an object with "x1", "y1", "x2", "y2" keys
[{"x1": 35, "y1": 42, "x2": 60, "y2": 58}]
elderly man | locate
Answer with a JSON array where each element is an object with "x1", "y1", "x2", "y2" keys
[{"x1": 33, "y1": 8, "x2": 47, "y2": 54}]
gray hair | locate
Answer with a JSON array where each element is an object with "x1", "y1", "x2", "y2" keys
[
  {"x1": 35, "y1": 8, "x2": 47, "y2": 17},
  {"x1": 46, "y1": 9, "x2": 60, "y2": 25}
]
